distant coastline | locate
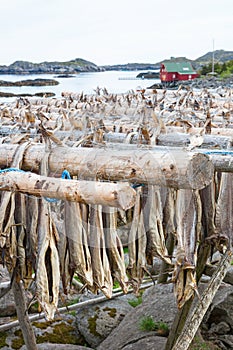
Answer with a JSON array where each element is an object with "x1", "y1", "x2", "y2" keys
[{"x1": 0, "y1": 50, "x2": 232, "y2": 75}]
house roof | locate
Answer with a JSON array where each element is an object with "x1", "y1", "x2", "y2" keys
[{"x1": 162, "y1": 62, "x2": 197, "y2": 74}]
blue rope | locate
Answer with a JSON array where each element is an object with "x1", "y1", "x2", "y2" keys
[
  {"x1": 0, "y1": 167, "x2": 72, "y2": 202},
  {"x1": 61, "y1": 169, "x2": 72, "y2": 179},
  {"x1": 201, "y1": 150, "x2": 233, "y2": 156},
  {"x1": 45, "y1": 169, "x2": 71, "y2": 202},
  {"x1": 0, "y1": 167, "x2": 25, "y2": 174},
  {"x1": 131, "y1": 183, "x2": 145, "y2": 189}
]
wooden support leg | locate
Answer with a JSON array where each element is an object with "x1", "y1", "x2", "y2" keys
[{"x1": 12, "y1": 276, "x2": 38, "y2": 350}]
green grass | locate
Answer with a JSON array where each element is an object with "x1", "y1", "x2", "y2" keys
[
  {"x1": 139, "y1": 316, "x2": 169, "y2": 336},
  {"x1": 128, "y1": 295, "x2": 142, "y2": 307},
  {"x1": 113, "y1": 280, "x2": 120, "y2": 289},
  {"x1": 66, "y1": 297, "x2": 80, "y2": 306}
]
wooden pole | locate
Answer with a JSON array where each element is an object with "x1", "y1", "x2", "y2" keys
[
  {"x1": 103, "y1": 132, "x2": 231, "y2": 149},
  {"x1": 172, "y1": 251, "x2": 232, "y2": 350},
  {"x1": 165, "y1": 240, "x2": 212, "y2": 350},
  {"x1": 208, "y1": 153, "x2": 233, "y2": 173},
  {"x1": 12, "y1": 277, "x2": 38, "y2": 350},
  {"x1": 0, "y1": 144, "x2": 214, "y2": 189},
  {"x1": 0, "y1": 171, "x2": 136, "y2": 210}
]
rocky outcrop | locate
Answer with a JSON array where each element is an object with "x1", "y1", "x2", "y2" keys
[
  {"x1": 20, "y1": 345, "x2": 93, "y2": 350},
  {"x1": 1, "y1": 281, "x2": 233, "y2": 349},
  {"x1": 136, "y1": 72, "x2": 160, "y2": 79},
  {"x1": 0, "y1": 78, "x2": 58, "y2": 98},
  {"x1": 97, "y1": 284, "x2": 175, "y2": 350},
  {"x1": 0, "y1": 79, "x2": 59, "y2": 86},
  {"x1": 148, "y1": 76, "x2": 233, "y2": 90},
  {"x1": 0, "y1": 315, "x2": 88, "y2": 349},
  {"x1": 75, "y1": 295, "x2": 134, "y2": 348},
  {"x1": 0, "y1": 59, "x2": 102, "y2": 75},
  {"x1": 203, "y1": 284, "x2": 233, "y2": 349},
  {"x1": 0, "y1": 91, "x2": 55, "y2": 98}
]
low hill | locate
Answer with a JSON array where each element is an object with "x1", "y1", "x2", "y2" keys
[
  {"x1": 195, "y1": 50, "x2": 233, "y2": 65},
  {"x1": 0, "y1": 58, "x2": 101, "y2": 74},
  {"x1": 0, "y1": 50, "x2": 232, "y2": 74}
]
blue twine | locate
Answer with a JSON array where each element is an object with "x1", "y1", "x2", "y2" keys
[
  {"x1": 0, "y1": 167, "x2": 25, "y2": 174},
  {"x1": 61, "y1": 169, "x2": 72, "y2": 179},
  {"x1": 45, "y1": 169, "x2": 71, "y2": 202},
  {"x1": 0, "y1": 167, "x2": 72, "y2": 202},
  {"x1": 201, "y1": 150, "x2": 233, "y2": 156},
  {"x1": 131, "y1": 183, "x2": 145, "y2": 189}
]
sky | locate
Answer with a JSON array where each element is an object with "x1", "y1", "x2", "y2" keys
[{"x1": 1, "y1": 0, "x2": 232, "y2": 66}]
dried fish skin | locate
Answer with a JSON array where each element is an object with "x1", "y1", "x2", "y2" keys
[
  {"x1": 162, "y1": 187, "x2": 177, "y2": 237},
  {"x1": 102, "y1": 206, "x2": 128, "y2": 294},
  {"x1": 0, "y1": 192, "x2": 15, "y2": 249},
  {"x1": 64, "y1": 200, "x2": 93, "y2": 289},
  {"x1": 89, "y1": 205, "x2": 113, "y2": 298},
  {"x1": 25, "y1": 195, "x2": 39, "y2": 271},
  {"x1": 173, "y1": 189, "x2": 201, "y2": 308},
  {"x1": 35, "y1": 143, "x2": 60, "y2": 321},
  {"x1": 143, "y1": 185, "x2": 172, "y2": 265},
  {"x1": 0, "y1": 142, "x2": 30, "y2": 272},
  {"x1": 215, "y1": 172, "x2": 233, "y2": 252},
  {"x1": 127, "y1": 188, "x2": 147, "y2": 295},
  {"x1": 36, "y1": 199, "x2": 60, "y2": 321},
  {"x1": 14, "y1": 193, "x2": 31, "y2": 285},
  {"x1": 199, "y1": 180, "x2": 217, "y2": 238},
  {"x1": 173, "y1": 265, "x2": 197, "y2": 309}
]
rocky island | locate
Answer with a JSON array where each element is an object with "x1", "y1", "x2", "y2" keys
[
  {"x1": 0, "y1": 78, "x2": 59, "y2": 87},
  {"x1": 0, "y1": 58, "x2": 102, "y2": 75}
]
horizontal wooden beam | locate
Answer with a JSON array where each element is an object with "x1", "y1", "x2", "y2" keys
[
  {"x1": 0, "y1": 171, "x2": 136, "y2": 210},
  {"x1": 104, "y1": 132, "x2": 232, "y2": 149},
  {"x1": 0, "y1": 144, "x2": 213, "y2": 189}
]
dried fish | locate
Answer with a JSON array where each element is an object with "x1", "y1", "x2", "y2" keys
[
  {"x1": 162, "y1": 187, "x2": 177, "y2": 237},
  {"x1": 143, "y1": 185, "x2": 171, "y2": 265},
  {"x1": 173, "y1": 189, "x2": 201, "y2": 308},
  {"x1": 25, "y1": 195, "x2": 39, "y2": 272},
  {"x1": 127, "y1": 188, "x2": 147, "y2": 295},
  {"x1": 35, "y1": 147, "x2": 60, "y2": 320},
  {"x1": 14, "y1": 192, "x2": 32, "y2": 286},
  {"x1": 89, "y1": 205, "x2": 113, "y2": 298},
  {"x1": 0, "y1": 142, "x2": 30, "y2": 272},
  {"x1": 36, "y1": 198, "x2": 60, "y2": 320},
  {"x1": 64, "y1": 200, "x2": 93, "y2": 290},
  {"x1": 102, "y1": 206, "x2": 128, "y2": 293},
  {"x1": 215, "y1": 172, "x2": 233, "y2": 252}
]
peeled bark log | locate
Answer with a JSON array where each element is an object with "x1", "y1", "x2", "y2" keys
[
  {"x1": 0, "y1": 171, "x2": 136, "y2": 210},
  {"x1": 164, "y1": 126, "x2": 233, "y2": 137},
  {"x1": 12, "y1": 278, "x2": 38, "y2": 350},
  {"x1": 104, "y1": 132, "x2": 231, "y2": 149},
  {"x1": 172, "y1": 251, "x2": 232, "y2": 350},
  {"x1": 0, "y1": 144, "x2": 214, "y2": 189}
]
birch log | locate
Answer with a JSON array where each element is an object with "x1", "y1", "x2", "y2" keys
[
  {"x1": 0, "y1": 144, "x2": 213, "y2": 189},
  {"x1": 0, "y1": 171, "x2": 136, "y2": 210}
]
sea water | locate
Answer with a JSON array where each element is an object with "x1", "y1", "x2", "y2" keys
[{"x1": 0, "y1": 70, "x2": 160, "y2": 102}]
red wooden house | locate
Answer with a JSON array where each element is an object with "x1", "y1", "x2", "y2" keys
[{"x1": 160, "y1": 61, "x2": 199, "y2": 82}]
